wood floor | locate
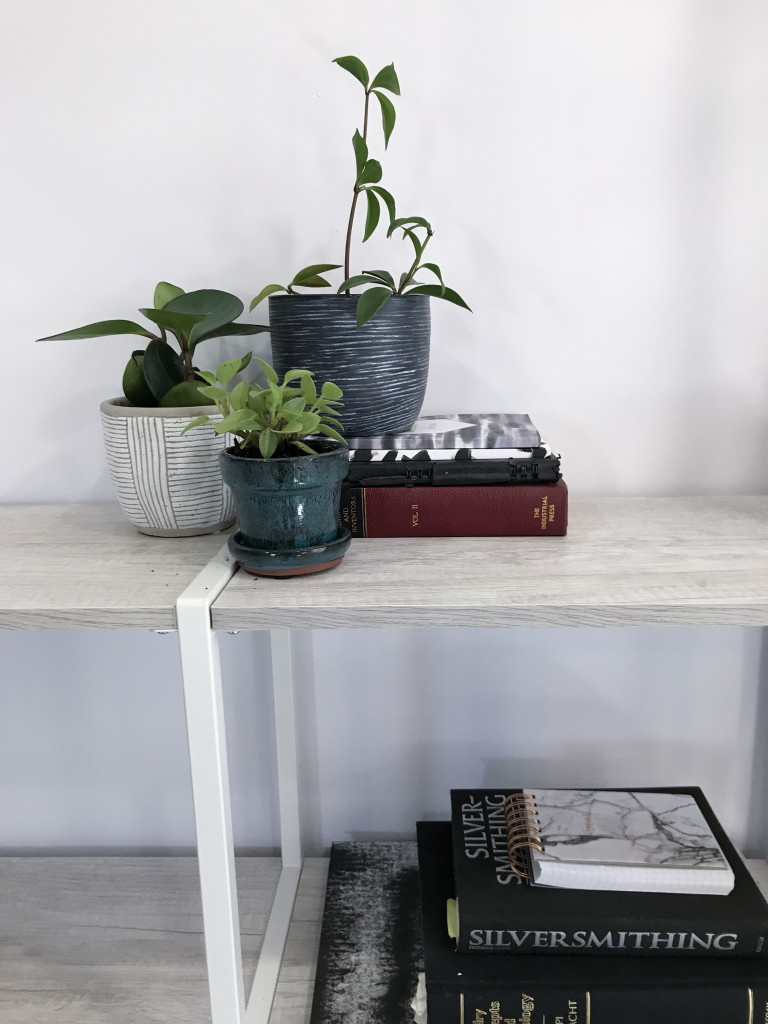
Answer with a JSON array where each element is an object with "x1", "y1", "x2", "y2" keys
[
  {"x1": 2, "y1": 856, "x2": 767, "y2": 1024},
  {"x1": 0, "y1": 856, "x2": 328, "y2": 1024}
]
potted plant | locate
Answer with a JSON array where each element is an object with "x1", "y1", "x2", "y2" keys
[
  {"x1": 183, "y1": 358, "x2": 350, "y2": 577},
  {"x1": 249, "y1": 55, "x2": 470, "y2": 438},
  {"x1": 37, "y1": 283, "x2": 267, "y2": 537}
]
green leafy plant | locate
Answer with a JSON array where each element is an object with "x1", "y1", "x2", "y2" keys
[
  {"x1": 37, "y1": 283, "x2": 268, "y2": 407},
  {"x1": 183, "y1": 358, "x2": 345, "y2": 459},
  {"x1": 250, "y1": 56, "x2": 470, "y2": 328}
]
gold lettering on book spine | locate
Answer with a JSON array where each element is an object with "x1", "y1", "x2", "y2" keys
[{"x1": 502, "y1": 793, "x2": 543, "y2": 880}]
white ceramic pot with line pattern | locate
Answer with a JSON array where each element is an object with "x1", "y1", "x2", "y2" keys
[{"x1": 100, "y1": 398, "x2": 235, "y2": 537}]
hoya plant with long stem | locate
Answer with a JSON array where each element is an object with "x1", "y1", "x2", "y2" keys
[{"x1": 250, "y1": 55, "x2": 470, "y2": 328}]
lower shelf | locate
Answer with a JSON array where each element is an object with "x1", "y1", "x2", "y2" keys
[
  {"x1": 0, "y1": 855, "x2": 329, "y2": 1024},
  {"x1": 2, "y1": 855, "x2": 768, "y2": 1024}
]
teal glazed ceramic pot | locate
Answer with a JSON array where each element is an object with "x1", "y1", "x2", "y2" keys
[{"x1": 220, "y1": 439, "x2": 351, "y2": 577}]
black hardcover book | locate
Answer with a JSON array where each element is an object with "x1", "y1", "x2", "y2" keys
[
  {"x1": 419, "y1": 821, "x2": 768, "y2": 1024},
  {"x1": 450, "y1": 788, "x2": 768, "y2": 956},
  {"x1": 345, "y1": 444, "x2": 561, "y2": 486}
]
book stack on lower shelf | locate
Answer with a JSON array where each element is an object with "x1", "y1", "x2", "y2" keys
[
  {"x1": 309, "y1": 789, "x2": 768, "y2": 1024},
  {"x1": 419, "y1": 788, "x2": 768, "y2": 1024},
  {"x1": 340, "y1": 413, "x2": 567, "y2": 537}
]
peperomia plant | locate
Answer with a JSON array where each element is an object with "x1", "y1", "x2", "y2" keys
[
  {"x1": 249, "y1": 56, "x2": 470, "y2": 328},
  {"x1": 183, "y1": 358, "x2": 345, "y2": 459},
  {"x1": 37, "y1": 283, "x2": 268, "y2": 407}
]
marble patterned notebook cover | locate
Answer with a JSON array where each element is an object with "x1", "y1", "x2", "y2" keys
[
  {"x1": 529, "y1": 789, "x2": 735, "y2": 895},
  {"x1": 346, "y1": 413, "x2": 541, "y2": 450}
]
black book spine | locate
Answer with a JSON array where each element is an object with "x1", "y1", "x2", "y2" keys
[
  {"x1": 450, "y1": 789, "x2": 768, "y2": 957},
  {"x1": 426, "y1": 981, "x2": 768, "y2": 1024}
]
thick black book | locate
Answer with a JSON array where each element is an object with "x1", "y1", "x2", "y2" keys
[
  {"x1": 345, "y1": 445, "x2": 561, "y2": 486},
  {"x1": 450, "y1": 787, "x2": 768, "y2": 956},
  {"x1": 420, "y1": 820, "x2": 768, "y2": 1024}
]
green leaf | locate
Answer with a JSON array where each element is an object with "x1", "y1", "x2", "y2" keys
[
  {"x1": 363, "y1": 189, "x2": 380, "y2": 242},
  {"x1": 282, "y1": 368, "x2": 312, "y2": 383},
  {"x1": 356, "y1": 286, "x2": 392, "y2": 327},
  {"x1": 361, "y1": 269, "x2": 395, "y2": 289},
  {"x1": 357, "y1": 159, "x2": 382, "y2": 186},
  {"x1": 337, "y1": 274, "x2": 387, "y2": 292},
  {"x1": 317, "y1": 423, "x2": 346, "y2": 444},
  {"x1": 197, "y1": 385, "x2": 226, "y2": 402},
  {"x1": 290, "y1": 264, "x2": 343, "y2": 285},
  {"x1": 250, "y1": 284, "x2": 287, "y2": 311},
  {"x1": 333, "y1": 55, "x2": 369, "y2": 89},
  {"x1": 139, "y1": 307, "x2": 207, "y2": 341},
  {"x1": 370, "y1": 63, "x2": 400, "y2": 95},
  {"x1": 259, "y1": 430, "x2": 278, "y2": 458},
  {"x1": 247, "y1": 389, "x2": 269, "y2": 414},
  {"x1": 404, "y1": 284, "x2": 472, "y2": 310},
  {"x1": 143, "y1": 339, "x2": 187, "y2": 401},
  {"x1": 153, "y1": 281, "x2": 184, "y2": 309},
  {"x1": 299, "y1": 411, "x2": 321, "y2": 433},
  {"x1": 216, "y1": 409, "x2": 260, "y2": 434},
  {"x1": 372, "y1": 90, "x2": 396, "y2": 147},
  {"x1": 282, "y1": 395, "x2": 307, "y2": 413},
  {"x1": 181, "y1": 415, "x2": 215, "y2": 435},
  {"x1": 196, "y1": 370, "x2": 218, "y2": 385},
  {"x1": 321, "y1": 381, "x2": 343, "y2": 400},
  {"x1": 228, "y1": 379, "x2": 250, "y2": 411},
  {"x1": 192, "y1": 322, "x2": 269, "y2": 345},
  {"x1": 293, "y1": 275, "x2": 332, "y2": 288},
  {"x1": 368, "y1": 185, "x2": 396, "y2": 227},
  {"x1": 37, "y1": 319, "x2": 155, "y2": 342},
  {"x1": 256, "y1": 357, "x2": 279, "y2": 385},
  {"x1": 292, "y1": 439, "x2": 317, "y2": 455},
  {"x1": 165, "y1": 289, "x2": 244, "y2": 347},
  {"x1": 160, "y1": 381, "x2": 216, "y2": 407},
  {"x1": 122, "y1": 353, "x2": 156, "y2": 407},
  {"x1": 352, "y1": 130, "x2": 368, "y2": 178},
  {"x1": 217, "y1": 357, "x2": 248, "y2": 388},
  {"x1": 300, "y1": 374, "x2": 317, "y2": 401},
  {"x1": 388, "y1": 215, "x2": 432, "y2": 237},
  {"x1": 402, "y1": 228, "x2": 424, "y2": 259},
  {"x1": 419, "y1": 262, "x2": 446, "y2": 296}
]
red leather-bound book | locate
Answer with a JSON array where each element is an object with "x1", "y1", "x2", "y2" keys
[{"x1": 339, "y1": 481, "x2": 568, "y2": 538}]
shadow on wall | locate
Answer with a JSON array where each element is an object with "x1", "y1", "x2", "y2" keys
[{"x1": 745, "y1": 628, "x2": 768, "y2": 858}]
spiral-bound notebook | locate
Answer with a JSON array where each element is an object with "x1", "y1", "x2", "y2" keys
[{"x1": 501, "y1": 789, "x2": 735, "y2": 895}]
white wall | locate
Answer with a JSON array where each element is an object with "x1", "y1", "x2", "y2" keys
[{"x1": 2, "y1": 1, "x2": 767, "y2": 854}]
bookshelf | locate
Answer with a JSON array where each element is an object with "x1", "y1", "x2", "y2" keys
[{"x1": 1, "y1": 496, "x2": 767, "y2": 1024}]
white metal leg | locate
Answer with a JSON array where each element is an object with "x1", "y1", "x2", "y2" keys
[
  {"x1": 177, "y1": 543, "x2": 244, "y2": 1024},
  {"x1": 177, "y1": 557, "x2": 305, "y2": 1024},
  {"x1": 244, "y1": 629, "x2": 304, "y2": 1021}
]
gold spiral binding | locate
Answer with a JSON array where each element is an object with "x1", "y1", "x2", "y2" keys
[{"x1": 503, "y1": 792, "x2": 543, "y2": 880}]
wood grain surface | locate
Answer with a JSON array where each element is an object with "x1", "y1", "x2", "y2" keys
[
  {"x1": 212, "y1": 496, "x2": 768, "y2": 629},
  {"x1": 0, "y1": 504, "x2": 230, "y2": 630},
  {"x1": 0, "y1": 856, "x2": 327, "y2": 1024}
]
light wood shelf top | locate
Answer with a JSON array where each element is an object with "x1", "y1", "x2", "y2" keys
[
  {"x1": 212, "y1": 496, "x2": 768, "y2": 630},
  {"x1": 0, "y1": 503, "x2": 229, "y2": 630}
]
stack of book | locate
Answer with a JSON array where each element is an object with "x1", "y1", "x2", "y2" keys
[
  {"x1": 340, "y1": 412, "x2": 567, "y2": 537},
  {"x1": 417, "y1": 788, "x2": 768, "y2": 1023}
]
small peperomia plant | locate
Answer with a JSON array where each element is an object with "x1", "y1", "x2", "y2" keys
[
  {"x1": 37, "y1": 283, "x2": 268, "y2": 407},
  {"x1": 250, "y1": 56, "x2": 470, "y2": 328},
  {"x1": 183, "y1": 357, "x2": 345, "y2": 459}
]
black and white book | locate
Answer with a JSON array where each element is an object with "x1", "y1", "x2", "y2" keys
[
  {"x1": 449, "y1": 787, "x2": 768, "y2": 956},
  {"x1": 345, "y1": 413, "x2": 542, "y2": 451}
]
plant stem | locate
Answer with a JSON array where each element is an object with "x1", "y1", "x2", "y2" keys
[
  {"x1": 179, "y1": 337, "x2": 195, "y2": 381},
  {"x1": 397, "y1": 229, "x2": 433, "y2": 293},
  {"x1": 343, "y1": 89, "x2": 371, "y2": 286}
]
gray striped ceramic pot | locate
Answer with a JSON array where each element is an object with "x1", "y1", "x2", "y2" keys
[
  {"x1": 100, "y1": 398, "x2": 235, "y2": 537},
  {"x1": 268, "y1": 294, "x2": 430, "y2": 436}
]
